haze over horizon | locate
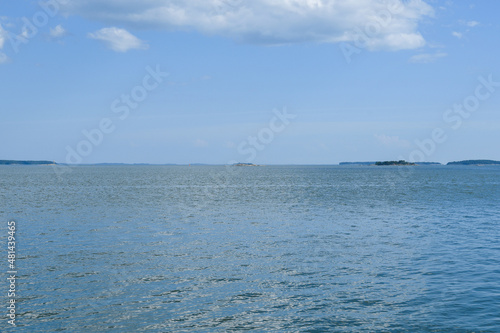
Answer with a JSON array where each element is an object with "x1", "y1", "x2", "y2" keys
[{"x1": 1, "y1": 0, "x2": 500, "y2": 165}]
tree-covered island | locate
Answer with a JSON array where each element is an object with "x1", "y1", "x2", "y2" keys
[
  {"x1": 447, "y1": 160, "x2": 500, "y2": 165},
  {"x1": 0, "y1": 160, "x2": 56, "y2": 165},
  {"x1": 375, "y1": 160, "x2": 416, "y2": 166}
]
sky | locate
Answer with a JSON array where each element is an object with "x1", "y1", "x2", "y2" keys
[{"x1": 1, "y1": 0, "x2": 499, "y2": 165}]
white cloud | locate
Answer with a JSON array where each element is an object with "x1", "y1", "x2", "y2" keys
[
  {"x1": 50, "y1": 25, "x2": 67, "y2": 38},
  {"x1": 0, "y1": 24, "x2": 6, "y2": 49},
  {"x1": 0, "y1": 52, "x2": 8, "y2": 64},
  {"x1": 374, "y1": 134, "x2": 410, "y2": 148},
  {"x1": 87, "y1": 27, "x2": 148, "y2": 52},
  {"x1": 0, "y1": 25, "x2": 9, "y2": 64},
  {"x1": 409, "y1": 51, "x2": 447, "y2": 63},
  {"x1": 63, "y1": 0, "x2": 434, "y2": 50},
  {"x1": 452, "y1": 31, "x2": 462, "y2": 39},
  {"x1": 458, "y1": 20, "x2": 479, "y2": 28},
  {"x1": 0, "y1": 16, "x2": 15, "y2": 29}
]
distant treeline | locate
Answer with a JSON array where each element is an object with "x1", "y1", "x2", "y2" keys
[
  {"x1": 233, "y1": 163, "x2": 258, "y2": 166},
  {"x1": 339, "y1": 162, "x2": 376, "y2": 165},
  {"x1": 447, "y1": 160, "x2": 500, "y2": 165},
  {"x1": 0, "y1": 160, "x2": 56, "y2": 165},
  {"x1": 340, "y1": 161, "x2": 441, "y2": 166},
  {"x1": 375, "y1": 160, "x2": 416, "y2": 166}
]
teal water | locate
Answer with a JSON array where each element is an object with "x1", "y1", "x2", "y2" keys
[{"x1": 1, "y1": 165, "x2": 499, "y2": 332}]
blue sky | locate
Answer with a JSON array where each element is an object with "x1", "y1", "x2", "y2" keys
[{"x1": 1, "y1": 0, "x2": 499, "y2": 164}]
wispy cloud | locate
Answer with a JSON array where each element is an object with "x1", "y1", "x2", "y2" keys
[
  {"x1": 452, "y1": 20, "x2": 479, "y2": 40},
  {"x1": 0, "y1": 25, "x2": 5, "y2": 49},
  {"x1": 458, "y1": 19, "x2": 479, "y2": 28},
  {"x1": 409, "y1": 52, "x2": 447, "y2": 63},
  {"x1": 194, "y1": 139, "x2": 209, "y2": 148},
  {"x1": 63, "y1": 0, "x2": 434, "y2": 50},
  {"x1": 0, "y1": 24, "x2": 8, "y2": 64},
  {"x1": 374, "y1": 134, "x2": 410, "y2": 148},
  {"x1": 0, "y1": 16, "x2": 14, "y2": 29},
  {"x1": 50, "y1": 25, "x2": 67, "y2": 39},
  {"x1": 0, "y1": 52, "x2": 8, "y2": 64},
  {"x1": 88, "y1": 27, "x2": 148, "y2": 52}
]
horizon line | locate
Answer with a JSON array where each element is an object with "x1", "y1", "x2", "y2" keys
[{"x1": 2, "y1": 159, "x2": 500, "y2": 166}]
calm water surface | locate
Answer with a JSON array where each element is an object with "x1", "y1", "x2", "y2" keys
[{"x1": 0, "y1": 165, "x2": 499, "y2": 332}]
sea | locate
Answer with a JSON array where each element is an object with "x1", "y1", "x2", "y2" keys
[{"x1": 0, "y1": 165, "x2": 499, "y2": 332}]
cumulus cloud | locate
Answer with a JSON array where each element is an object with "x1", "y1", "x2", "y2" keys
[
  {"x1": 88, "y1": 27, "x2": 148, "y2": 52},
  {"x1": 409, "y1": 51, "x2": 447, "y2": 63},
  {"x1": 62, "y1": 0, "x2": 433, "y2": 50},
  {"x1": 452, "y1": 31, "x2": 462, "y2": 39},
  {"x1": 50, "y1": 25, "x2": 67, "y2": 38},
  {"x1": 466, "y1": 20, "x2": 479, "y2": 27}
]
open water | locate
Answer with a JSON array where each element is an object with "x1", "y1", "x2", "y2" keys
[{"x1": 0, "y1": 165, "x2": 499, "y2": 332}]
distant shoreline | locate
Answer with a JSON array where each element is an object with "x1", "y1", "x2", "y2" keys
[
  {"x1": 446, "y1": 160, "x2": 500, "y2": 166},
  {"x1": 1, "y1": 159, "x2": 500, "y2": 166},
  {"x1": 339, "y1": 161, "x2": 443, "y2": 166},
  {"x1": 339, "y1": 159, "x2": 500, "y2": 166},
  {"x1": 0, "y1": 160, "x2": 56, "y2": 166}
]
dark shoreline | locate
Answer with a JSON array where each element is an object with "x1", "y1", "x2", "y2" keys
[{"x1": 2, "y1": 159, "x2": 500, "y2": 166}]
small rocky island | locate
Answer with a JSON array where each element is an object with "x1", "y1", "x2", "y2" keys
[
  {"x1": 447, "y1": 160, "x2": 500, "y2": 166},
  {"x1": 375, "y1": 160, "x2": 416, "y2": 166},
  {"x1": 233, "y1": 163, "x2": 259, "y2": 166}
]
